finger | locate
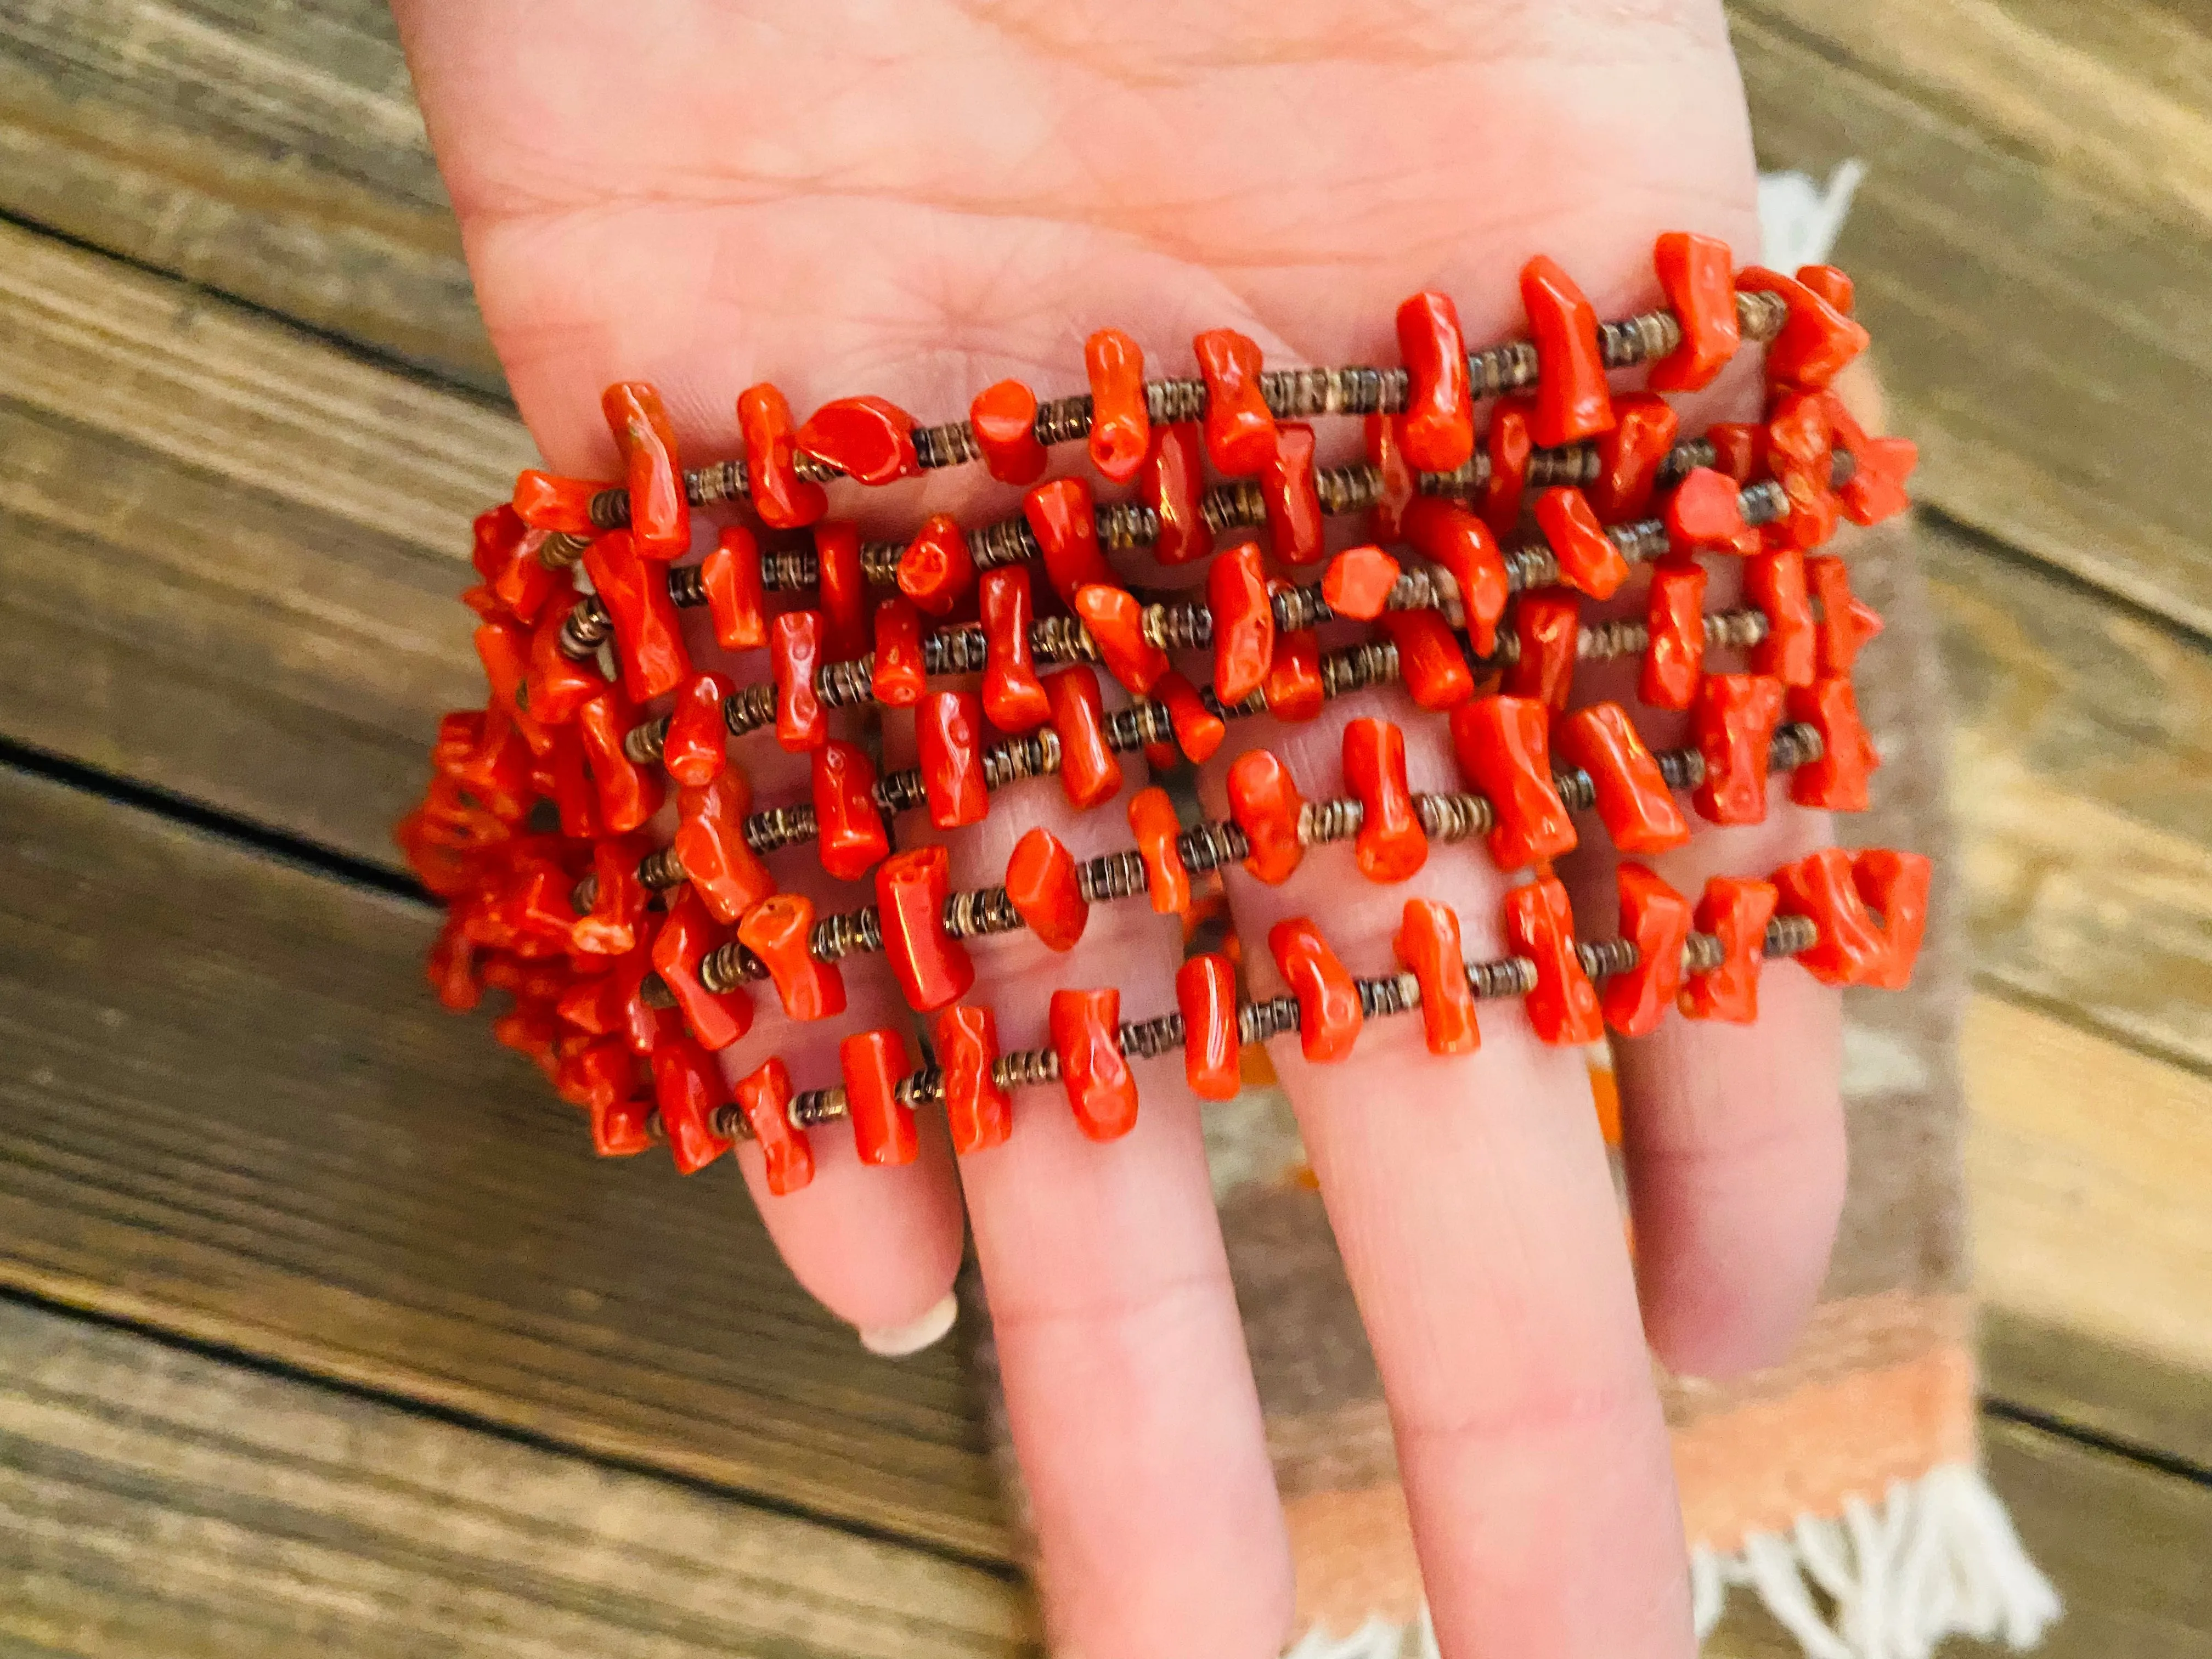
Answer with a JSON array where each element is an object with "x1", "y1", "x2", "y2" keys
[
  {"x1": 1203, "y1": 684, "x2": 1695, "y2": 1658},
  {"x1": 920, "y1": 730, "x2": 1292, "y2": 1659}
]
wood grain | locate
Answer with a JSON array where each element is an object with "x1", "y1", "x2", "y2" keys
[
  {"x1": 0, "y1": 764, "x2": 1007, "y2": 1562},
  {"x1": 0, "y1": 1298, "x2": 1036, "y2": 1659}
]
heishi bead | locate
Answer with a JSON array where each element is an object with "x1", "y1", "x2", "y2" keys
[
  {"x1": 1395, "y1": 290, "x2": 1476, "y2": 471},
  {"x1": 528, "y1": 606, "x2": 605, "y2": 729},
  {"x1": 1664, "y1": 466, "x2": 1755, "y2": 556},
  {"x1": 1129, "y1": 786, "x2": 1192, "y2": 915},
  {"x1": 1379, "y1": 608, "x2": 1474, "y2": 712},
  {"x1": 1051, "y1": 987, "x2": 1141, "y2": 1141},
  {"x1": 1227, "y1": 748, "x2": 1306, "y2": 884},
  {"x1": 916, "y1": 690, "x2": 990, "y2": 828},
  {"x1": 590, "y1": 1097, "x2": 656, "y2": 1158},
  {"x1": 1344, "y1": 718, "x2": 1427, "y2": 882},
  {"x1": 796, "y1": 395, "x2": 920, "y2": 484},
  {"x1": 1395, "y1": 897, "x2": 1481, "y2": 1055},
  {"x1": 1027, "y1": 477, "x2": 1114, "y2": 605},
  {"x1": 1142, "y1": 422, "x2": 1214, "y2": 565},
  {"x1": 583, "y1": 530, "x2": 691, "y2": 701},
  {"x1": 1176, "y1": 953, "x2": 1242, "y2": 1099},
  {"x1": 1262, "y1": 627, "x2": 1325, "y2": 723},
  {"x1": 1322, "y1": 546, "x2": 1401, "y2": 622},
  {"x1": 980, "y1": 566, "x2": 1052, "y2": 732},
  {"x1": 1807, "y1": 554, "x2": 1884, "y2": 676},
  {"x1": 675, "y1": 769, "x2": 776, "y2": 924},
  {"x1": 935, "y1": 1004, "x2": 1013, "y2": 1154},
  {"x1": 652, "y1": 888, "x2": 755, "y2": 1051},
  {"x1": 1074, "y1": 583, "x2": 1170, "y2": 695},
  {"x1": 602, "y1": 382, "x2": 690, "y2": 560},
  {"x1": 1193, "y1": 329, "x2": 1277, "y2": 476},
  {"x1": 1520, "y1": 256, "x2": 1615, "y2": 447},
  {"x1": 702, "y1": 526, "x2": 769, "y2": 650},
  {"x1": 1555, "y1": 702, "x2": 1690, "y2": 853},
  {"x1": 511, "y1": 471, "x2": 601, "y2": 535},
  {"x1": 1590, "y1": 393, "x2": 1680, "y2": 521},
  {"x1": 812, "y1": 739, "x2": 890, "y2": 881},
  {"x1": 1006, "y1": 827, "x2": 1090, "y2": 951},
  {"x1": 876, "y1": 845, "x2": 975, "y2": 1012},
  {"x1": 1365, "y1": 413, "x2": 1417, "y2": 542},
  {"x1": 1448, "y1": 695, "x2": 1577, "y2": 871},
  {"x1": 1771, "y1": 847, "x2": 1891, "y2": 986},
  {"x1": 1787, "y1": 677, "x2": 1878, "y2": 812},
  {"x1": 738, "y1": 893, "x2": 848, "y2": 1021},
  {"x1": 815, "y1": 521, "x2": 870, "y2": 660},
  {"x1": 1262, "y1": 423, "x2": 1325, "y2": 565},
  {"x1": 652, "y1": 1034, "x2": 732, "y2": 1175},
  {"x1": 1747, "y1": 548, "x2": 1816, "y2": 685},
  {"x1": 1641, "y1": 557, "x2": 1709, "y2": 710},
  {"x1": 843, "y1": 1028, "x2": 919, "y2": 1165},
  {"x1": 1535, "y1": 487, "x2": 1630, "y2": 601},
  {"x1": 572, "y1": 834, "x2": 650, "y2": 955},
  {"x1": 1044, "y1": 665, "x2": 1122, "y2": 810},
  {"x1": 737, "y1": 383, "x2": 829, "y2": 528},
  {"x1": 769, "y1": 610, "x2": 828, "y2": 751},
  {"x1": 664, "y1": 671, "x2": 733, "y2": 787},
  {"x1": 899, "y1": 514, "x2": 975, "y2": 616},
  {"x1": 1403, "y1": 498, "x2": 1510, "y2": 656},
  {"x1": 1503, "y1": 592, "x2": 1581, "y2": 712},
  {"x1": 1483, "y1": 395, "x2": 1537, "y2": 538},
  {"x1": 1156, "y1": 670, "x2": 1227, "y2": 764},
  {"x1": 1086, "y1": 329, "x2": 1150, "y2": 483},
  {"x1": 1208, "y1": 541, "x2": 1277, "y2": 706},
  {"x1": 735, "y1": 1057, "x2": 815, "y2": 1195},
  {"x1": 1603, "y1": 863, "x2": 1693, "y2": 1037},
  {"x1": 1691, "y1": 673, "x2": 1785, "y2": 825},
  {"x1": 1680, "y1": 876, "x2": 1779, "y2": 1022},
  {"x1": 972, "y1": 378, "x2": 1050, "y2": 486},
  {"x1": 1647, "y1": 232, "x2": 1740, "y2": 393},
  {"x1": 1853, "y1": 848, "x2": 1933, "y2": 990},
  {"x1": 1505, "y1": 873, "x2": 1604, "y2": 1045},
  {"x1": 577, "y1": 688, "x2": 663, "y2": 834},
  {"x1": 1268, "y1": 918, "x2": 1363, "y2": 1063},
  {"x1": 1737, "y1": 266, "x2": 1870, "y2": 390}
]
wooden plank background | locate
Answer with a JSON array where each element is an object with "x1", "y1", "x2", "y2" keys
[{"x1": 0, "y1": 0, "x2": 2207, "y2": 1651}]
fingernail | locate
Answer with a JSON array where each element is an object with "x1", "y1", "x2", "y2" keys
[{"x1": 858, "y1": 1291, "x2": 958, "y2": 1357}]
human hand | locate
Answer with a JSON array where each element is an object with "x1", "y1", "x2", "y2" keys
[{"x1": 393, "y1": 4, "x2": 1847, "y2": 1654}]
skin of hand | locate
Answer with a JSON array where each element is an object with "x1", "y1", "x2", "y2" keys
[{"x1": 392, "y1": 4, "x2": 1849, "y2": 1655}]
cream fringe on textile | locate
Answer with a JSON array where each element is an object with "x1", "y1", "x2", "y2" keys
[{"x1": 1281, "y1": 1465, "x2": 2059, "y2": 1659}]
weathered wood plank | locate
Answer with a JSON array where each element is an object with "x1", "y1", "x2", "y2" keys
[
  {"x1": 0, "y1": 1298, "x2": 1035, "y2": 1659},
  {"x1": 0, "y1": 765, "x2": 1008, "y2": 1561}
]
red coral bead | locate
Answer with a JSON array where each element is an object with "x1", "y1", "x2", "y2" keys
[
  {"x1": 1641, "y1": 557, "x2": 1708, "y2": 711},
  {"x1": 1506, "y1": 874, "x2": 1604, "y2": 1045},
  {"x1": 1691, "y1": 673, "x2": 1786, "y2": 826},
  {"x1": 1765, "y1": 390, "x2": 1843, "y2": 552},
  {"x1": 1521, "y1": 256, "x2": 1615, "y2": 447},
  {"x1": 652, "y1": 1035, "x2": 733, "y2": 1175},
  {"x1": 1227, "y1": 748, "x2": 1305, "y2": 884},
  {"x1": 1787, "y1": 676, "x2": 1878, "y2": 812},
  {"x1": 1141, "y1": 422, "x2": 1214, "y2": 565},
  {"x1": 1262, "y1": 627, "x2": 1324, "y2": 723},
  {"x1": 1193, "y1": 328, "x2": 1277, "y2": 476},
  {"x1": 1536, "y1": 487, "x2": 1630, "y2": 600},
  {"x1": 935, "y1": 1005, "x2": 1012, "y2": 1155},
  {"x1": 814, "y1": 520, "x2": 870, "y2": 661},
  {"x1": 1045, "y1": 665, "x2": 1122, "y2": 810},
  {"x1": 1396, "y1": 290, "x2": 1475, "y2": 472},
  {"x1": 701, "y1": 525, "x2": 769, "y2": 651},
  {"x1": 583, "y1": 530, "x2": 691, "y2": 702},
  {"x1": 1086, "y1": 329, "x2": 1150, "y2": 483},
  {"x1": 1664, "y1": 466, "x2": 1756, "y2": 556},
  {"x1": 737, "y1": 893, "x2": 847, "y2": 1022},
  {"x1": 1074, "y1": 583, "x2": 1169, "y2": 696},
  {"x1": 1748, "y1": 547, "x2": 1816, "y2": 686},
  {"x1": 472, "y1": 617, "x2": 545, "y2": 754},
  {"x1": 1395, "y1": 898, "x2": 1481, "y2": 1056},
  {"x1": 1322, "y1": 545, "x2": 1401, "y2": 622},
  {"x1": 797, "y1": 395, "x2": 920, "y2": 486},
  {"x1": 1129, "y1": 786, "x2": 1192, "y2": 915},
  {"x1": 1737, "y1": 266, "x2": 1870, "y2": 390},
  {"x1": 1379, "y1": 608, "x2": 1474, "y2": 712},
  {"x1": 1819, "y1": 391, "x2": 1918, "y2": 526},
  {"x1": 812, "y1": 740, "x2": 890, "y2": 881},
  {"x1": 1853, "y1": 848, "x2": 1933, "y2": 991},
  {"x1": 1365, "y1": 413, "x2": 1418, "y2": 543},
  {"x1": 735, "y1": 1056, "x2": 815, "y2": 1195},
  {"x1": 652, "y1": 888, "x2": 755, "y2": 1052},
  {"x1": 675, "y1": 769, "x2": 776, "y2": 924},
  {"x1": 876, "y1": 845, "x2": 974, "y2": 1012},
  {"x1": 1026, "y1": 477, "x2": 1113, "y2": 606},
  {"x1": 1648, "y1": 231, "x2": 1741, "y2": 393},
  {"x1": 1448, "y1": 695, "x2": 1577, "y2": 871},
  {"x1": 1555, "y1": 702, "x2": 1690, "y2": 853},
  {"x1": 1707, "y1": 422, "x2": 1764, "y2": 482},
  {"x1": 843, "y1": 1027, "x2": 919, "y2": 1165},
  {"x1": 980, "y1": 566, "x2": 1052, "y2": 733},
  {"x1": 1006, "y1": 827, "x2": 1088, "y2": 951},
  {"x1": 1772, "y1": 847, "x2": 1891, "y2": 987},
  {"x1": 770, "y1": 610, "x2": 828, "y2": 752},
  {"x1": 1343, "y1": 718, "x2": 1427, "y2": 883},
  {"x1": 1155, "y1": 670, "x2": 1227, "y2": 764},
  {"x1": 971, "y1": 378, "x2": 1049, "y2": 487},
  {"x1": 512, "y1": 471, "x2": 603, "y2": 535},
  {"x1": 478, "y1": 506, "x2": 557, "y2": 623},
  {"x1": 602, "y1": 382, "x2": 689, "y2": 560},
  {"x1": 1262, "y1": 422, "x2": 1324, "y2": 566},
  {"x1": 544, "y1": 728, "x2": 599, "y2": 839},
  {"x1": 558, "y1": 1038, "x2": 635, "y2": 1115},
  {"x1": 737, "y1": 383, "x2": 828, "y2": 529},
  {"x1": 1807, "y1": 554, "x2": 1884, "y2": 678},
  {"x1": 1590, "y1": 393, "x2": 1680, "y2": 522},
  {"x1": 1403, "y1": 497, "x2": 1510, "y2": 656},
  {"x1": 1483, "y1": 395, "x2": 1537, "y2": 538},
  {"x1": 1052, "y1": 988, "x2": 1140, "y2": 1141},
  {"x1": 528, "y1": 603, "x2": 606, "y2": 730},
  {"x1": 916, "y1": 690, "x2": 990, "y2": 829},
  {"x1": 898, "y1": 513, "x2": 974, "y2": 617},
  {"x1": 1604, "y1": 863, "x2": 1693, "y2": 1037},
  {"x1": 590, "y1": 1096, "x2": 656, "y2": 1158},
  {"x1": 577, "y1": 688, "x2": 663, "y2": 834},
  {"x1": 1207, "y1": 541, "x2": 1276, "y2": 707},
  {"x1": 1680, "y1": 876, "x2": 1779, "y2": 1022},
  {"x1": 1268, "y1": 918, "x2": 1363, "y2": 1064},
  {"x1": 1503, "y1": 591, "x2": 1581, "y2": 710},
  {"x1": 1177, "y1": 953, "x2": 1242, "y2": 1099},
  {"x1": 1797, "y1": 264, "x2": 1854, "y2": 314},
  {"x1": 871, "y1": 596, "x2": 927, "y2": 708},
  {"x1": 573, "y1": 834, "x2": 650, "y2": 955},
  {"x1": 664, "y1": 671, "x2": 732, "y2": 787}
]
